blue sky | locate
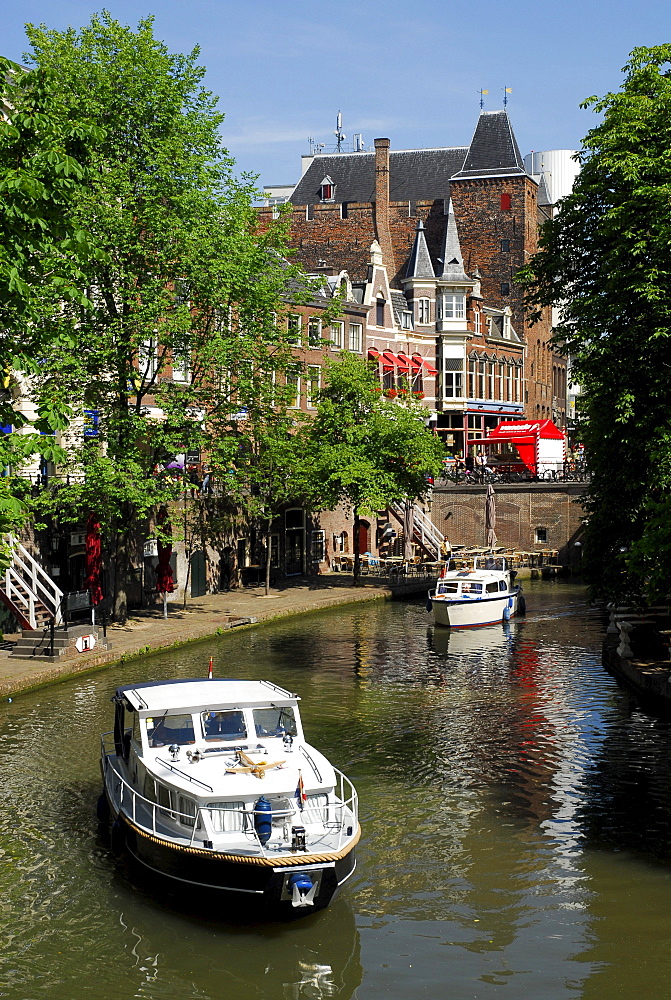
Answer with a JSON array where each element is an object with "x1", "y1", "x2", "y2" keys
[{"x1": 3, "y1": 1, "x2": 670, "y2": 189}]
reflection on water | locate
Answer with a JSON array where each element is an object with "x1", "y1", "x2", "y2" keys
[{"x1": 4, "y1": 580, "x2": 671, "y2": 998}]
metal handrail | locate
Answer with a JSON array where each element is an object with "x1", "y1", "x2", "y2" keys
[{"x1": 100, "y1": 743, "x2": 357, "y2": 855}]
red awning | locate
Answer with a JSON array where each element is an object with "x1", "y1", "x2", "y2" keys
[
  {"x1": 382, "y1": 350, "x2": 409, "y2": 372},
  {"x1": 368, "y1": 347, "x2": 394, "y2": 371},
  {"x1": 412, "y1": 354, "x2": 438, "y2": 376},
  {"x1": 396, "y1": 352, "x2": 421, "y2": 372}
]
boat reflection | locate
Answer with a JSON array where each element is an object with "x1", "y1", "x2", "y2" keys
[
  {"x1": 429, "y1": 621, "x2": 516, "y2": 659},
  {"x1": 112, "y1": 869, "x2": 363, "y2": 999}
]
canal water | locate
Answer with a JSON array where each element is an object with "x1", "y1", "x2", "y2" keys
[{"x1": 3, "y1": 580, "x2": 671, "y2": 1000}]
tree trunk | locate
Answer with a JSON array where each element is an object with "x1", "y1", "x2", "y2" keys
[
  {"x1": 112, "y1": 520, "x2": 129, "y2": 622},
  {"x1": 353, "y1": 507, "x2": 361, "y2": 585},
  {"x1": 265, "y1": 516, "x2": 272, "y2": 596}
]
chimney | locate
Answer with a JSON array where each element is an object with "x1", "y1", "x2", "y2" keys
[{"x1": 374, "y1": 138, "x2": 396, "y2": 281}]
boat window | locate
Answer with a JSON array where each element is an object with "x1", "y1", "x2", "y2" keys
[
  {"x1": 486, "y1": 582, "x2": 499, "y2": 594},
  {"x1": 157, "y1": 782, "x2": 174, "y2": 818},
  {"x1": 304, "y1": 793, "x2": 329, "y2": 824},
  {"x1": 253, "y1": 706, "x2": 298, "y2": 738},
  {"x1": 437, "y1": 581, "x2": 459, "y2": 594},
  {"x1": 461, "y1": 582, "x2": 483, "y2": 594},
  {"x1": 143, "y1": 773, "x2": 156, "y2": 802},
  {"x1": 208, "y1": 801, "x2": 247, "y2": 833},
  {"x1": 178, "y1": 795, "x2": 200, "y2": 829},
  {"x1": 499, "y1": 580, "x2": 507, "y2": 591},
  {"x1": 201, "y1": 710, "x2": 247, "y2": 742},
  {"x1": 146, "y1": 713, "x2": 196, "y2": 747},
  {"x1": 131, "y1": 711, "x2": 142, "y2": 745}
]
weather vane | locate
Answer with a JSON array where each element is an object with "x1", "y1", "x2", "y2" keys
[
  {"x1": 503, "y1": 86, "x2": 512, "y2": 107},
  {"x1": 478, "y1": 89, "x2": 488, "y2": 110}
]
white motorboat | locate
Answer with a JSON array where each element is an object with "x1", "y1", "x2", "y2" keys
[
  {"x1": 427, "y1": 556, "x2": 525, "y2": 629},
  {"x1": 99, "y1": 678, "x2": 359, "y2": 914}
]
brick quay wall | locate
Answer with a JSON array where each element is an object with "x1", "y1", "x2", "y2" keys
[{"x1": 431, "y1": 482, "x2": 586, "y2": 567}]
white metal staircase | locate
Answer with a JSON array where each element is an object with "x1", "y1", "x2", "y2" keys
[
  {"x1": 389, "y1": 502, "x2": 446, "y2": 560},
  {"x1": 0, "y1": 535, "x2": 63, "y2": 630}
]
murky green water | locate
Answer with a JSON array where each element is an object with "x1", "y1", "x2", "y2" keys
[{"x1": 2, "y1": 580, "x2": 671, "y2": 999}]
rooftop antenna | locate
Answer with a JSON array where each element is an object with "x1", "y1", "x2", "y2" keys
[
  {"x1": 502, "y1": 86, "x2": 512, "y2": 108},
  {"x1": 334, "y1": 110, "x2": 346, "y2": 152},
  {"x1": 478, "y1": 89, "x2": 488, "y2": 110},
  {"x1": 307, "y1": 136, "x2": 316, "y2": 155}
]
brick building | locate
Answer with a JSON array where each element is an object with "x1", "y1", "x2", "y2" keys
[{"x1": 258, "y1": 109, "x2": 567, "y2": 451}]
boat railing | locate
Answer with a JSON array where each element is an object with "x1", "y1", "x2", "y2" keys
[
  {"x1": 155, "y1": 756, "x2": 214, "y2": 793},
  {"x1": 100, "y1": 743, "x2": 358, "y2": 855},
  {"x1": 299, "y1": 744, "x2": 323, "y2": 783}
]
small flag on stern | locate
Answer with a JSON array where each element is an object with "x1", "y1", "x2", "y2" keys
[
  {"x1": 295, "y1": 770, "x2": 307, "y2": 810},
  {"x1": 207, "y1": 656, "x2": 213, "y2": 679}
]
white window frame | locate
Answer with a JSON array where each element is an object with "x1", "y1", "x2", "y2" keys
[
  {"x1": 308, "y1": 317, "x2": 322, "y2": 348},
  {"x1": 401, "y1": 311, "x2": 413, "y2": 330},
  {"x1": 348, "y1": 323, "x2": 362, "y2": 352},
  {"x1": 417, "y1": 298, "x2": 430, "y2": 324},
  {"x1": 307, "y1": 365, "x2": 321, "y2": 407},
  {"x1": 287, "y1": 314, "x2": 302, "y2": 345},
  {"x1": 285, "y1": 372, "x2": 301, "y2": 408},
  {"x1": 439, "y1": 293, "x2": 465, "y2": 320},
  {"x1": 443, "y1": 371, "x2": 463, "y2": 398},
  {"x1": 311, "y1": 529, "x2": 325, "y2": 563},
  {"x1": 330, "y1": 321, "x2": 344, "y2": 350},
  {"x1": 474, "y1": 310, "x2": 481, "y2": 335}
]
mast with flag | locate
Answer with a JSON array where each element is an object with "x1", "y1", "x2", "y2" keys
[{"x1": 295, "y1": 770, "x2": 307, "y2": 810}]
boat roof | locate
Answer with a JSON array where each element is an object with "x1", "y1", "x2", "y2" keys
[{"x1": 116, "y1": 679, "x2": 299, "y2": 713}]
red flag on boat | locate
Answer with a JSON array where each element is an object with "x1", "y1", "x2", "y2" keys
[
  {"x1": 295, "y1": 770, "x2": 307, "y2": 810},
  {"x1": 208, "y1": 657, "x2": 213, "y2": 679}
]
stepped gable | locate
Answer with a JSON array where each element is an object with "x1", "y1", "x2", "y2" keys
[
  {"x1": 405, "y1": 220, "x2": 435, "y2": 279},
  {"x1": 290, "y1": 147, "x2": 468, "y2": 205},
  {"x1": 451, "y1": 110, "x2": 526, "y2": 179}
]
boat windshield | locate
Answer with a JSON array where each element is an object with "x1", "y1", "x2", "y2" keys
[
  {"x1": 201, "y1": 710, "x2": 247, "y2": 742},
  {"x1": 253, "y1": 706, "x2": 298, "y2": 738},
  {"x1": 146, "y1": 713, "x2": 195, "y2": 747},
  {"x1": 461, "y1": 582, "x2": 483, "y2": 594},
  {"x1": 437, "y1": 581, "x2": 459, "y2": 593}
]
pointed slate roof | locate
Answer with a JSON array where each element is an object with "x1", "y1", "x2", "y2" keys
[
  {"x1": 405, "y1": 220, "x2": 435, "y2": 280},
  {"x1": 536, "y1": 172, "x2": 552, "y2": 207},
  {"x1": 437, "y1": 202, "x2": 471, "y2": 283},
  {"x1": 451, "y1": 110, "x2": 525, "y2": 180}
]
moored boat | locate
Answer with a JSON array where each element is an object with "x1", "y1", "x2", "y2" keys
[
  {"x1": 99, "y1": 678, "x2": 359, "y2": 915},
  {"x1": 427, "y1": 556, "x2": 525, "y2": 629}
]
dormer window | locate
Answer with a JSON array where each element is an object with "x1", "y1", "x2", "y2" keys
[{"x1": 320, "y1": 176, "x2": 335, "y2": 202}]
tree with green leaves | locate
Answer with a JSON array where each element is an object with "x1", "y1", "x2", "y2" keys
[
  {"x1": 20, "y1": 12, "x2": 309, "y2": 617},
  {"x1": 310, "y1": 353, "x2": 445, "y2": 583},
  {"x1": 0, "y1": 55, "x2": 104, "y2": 557},
  {"x1": 519, "y1": 45, "x2": 671, "y2": 602}
]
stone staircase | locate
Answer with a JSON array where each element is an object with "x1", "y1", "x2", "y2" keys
[
  {"x1": 0, "y1": 534, "x2": 63, "y2": 630},
  {"x1": 10, "y1": 622, "x2": 111, "y2": 662}
]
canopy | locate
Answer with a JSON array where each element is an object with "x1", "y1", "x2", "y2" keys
[
  {"x1": 467, "y1": 420, "x2": 565, "y2": 473},
  {"x1": 412, "y1": 354, "x2": 438, "y2": 376}
]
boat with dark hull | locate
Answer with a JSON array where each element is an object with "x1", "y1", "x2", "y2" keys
[{"x1": 99, "y1": 678, "x2": 359, "y2": 915}]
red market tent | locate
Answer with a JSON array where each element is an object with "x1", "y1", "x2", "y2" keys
[{"x1": 467, "y1": 419, "x2": 565, "y2": 475}]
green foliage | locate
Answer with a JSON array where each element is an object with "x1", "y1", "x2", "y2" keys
[
  {"x1": 18, "y1": 13, "x2": 310, "y2": 556},
  {"x1": 518, "y1": 45, "x2": 671, "y2": 600},
  {"x1": 310, "y1": 354, "x2": 444, "y2": 580}
]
